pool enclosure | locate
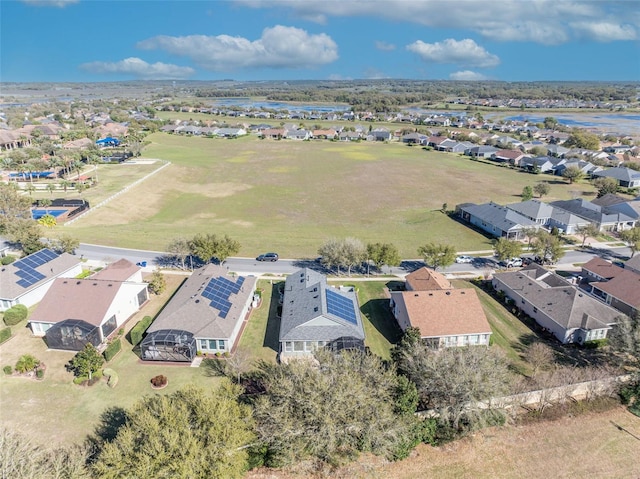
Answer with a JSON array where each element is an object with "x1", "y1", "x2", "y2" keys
[
  {"x1": 140, "y1": 329, "x2": 197, "y2": 362},
  {"x1": 45, "y1": 319, "x2": 101, "y2": 351}
]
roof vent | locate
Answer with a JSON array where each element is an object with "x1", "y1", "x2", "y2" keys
[
  {"x1": 414, "y1": 293, "x2": 419, "y2": 297},
  {"x1": 461, "y1": 291, "x2": 465, "y2": 294},
  {"x1": 428, "y1": 293, "x2": 433, "y2": 296},
  {"x1": 578, "y1": 293, "x2": 583, "y2": 297},
  {"x1": 76, "y1": 281, "x2": 81, "y2": 285},
  {"x1": 195, "y1": 299, "x2": 200, "y2": 303},
  {"x1": 446, "y1": 291, "x2": 451, "y2": 295},
  {"x1": 93, "y1": 283, "x2": 97, "y2": 286}
]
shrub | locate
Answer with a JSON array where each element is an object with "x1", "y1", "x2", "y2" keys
[
  {"x1": 15, "y1": 354, "x2": 40, "y2": 373},
  {"x1": 103, "y1": 368, "x2": 119, "y2": 388},
  {"x1": 151, "y1": 374, "x2": 168, "y2": 387},
  {"x1": 103, "y1": 338, "x2": 122, "y2": 361},
  {"x1": 36, "y1": 368, "x2": 44, "y2": 379},
  {"x1": 583, "y1": 338, "x2": 608, "y2": 349},
  {"x1": 128, "y1": 315, "x2": 153, "y2": 346},
  {"x1": 3, "y1": 365, "x2": 12, "y2": 375},
  {"x1": 3, "y1": 305, "x2": 28, "y2": 326},
  {"x1": 1, "y1": 255, "x2": 16, "y2": 265},
  {"x1": 0, "y1": 327, "x2": 11, "y2": 344}
]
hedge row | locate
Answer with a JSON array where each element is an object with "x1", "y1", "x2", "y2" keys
[
  {"x1": 103, "y1": 339, "x2": 122, "y2": 361},
  {"x1": 129, "y1": 316, "x2": 153, "y2": 346},
  {"x1": 3, "y1": 305, "x2": 28, "y2": 326},
  {"x1": 0, "y1": 327, "x2": 11, "y2": 345}
]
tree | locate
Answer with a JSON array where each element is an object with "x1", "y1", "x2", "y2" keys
[
  {"x1": 562, "y1": 165, "x2": 584, "y2": 184},
  {"x1": 37, "y1": 213, "x2": 57, "y2": 229},
  {"x1": 366, "y1": 242, "x2": 401, "y2": 274},
  {"x1": 189, "y1": 233, "x2": 240, "y2": 264},
  {"x1": 620, "y1": 227, "x2": 640, "y2": 256},
  {"x1": 395, "y1": 344, "x2": 511, "y2": 429},
  {"x1": 51, "y1": 234, "x2": 80, "y2": 254},
  {"x1": 530, "y1": 230, "x2": 564, "y2": 263},
  {"x1": 493, "y1": 237, "x2": 523, "y2": 261},
  {"x1": 521, "y1": 185, "x2": 533, "y2": 201},
  {"x1": 0, "y1": 427, "x2": 90, "y2": 479},
  {"x1": 92, "y1": 381, "x2": 253, "y2": 479},
  {"x1": 543, "y1": 117, "x2": 558, "y2": 130},
  {"x1": 563, "y1": 128, "x2": 600, "y2": 150},
  {"x1": 533, "y1": 182, "x2": 550, "y2": 198},
  {"x1": 167, "y1": 237, "x2": 192, "y2": 270},
  {"x1": 0, "y1": 183, "x2": 32, "y2": 236},
  {"x1": 575, "y1": 223, "x2": 599, "y2": 247},
  {"x1": 529, "y1": 145, "x2": 548, "y2": 157},
  {"x1": 318, "y1": 237, "x2": 366, "y2": 275},
  {"x1": 417, "y1": 243, "x2": 456, "y2": 270},
  {"x1": 67, "y1": 344, "x2": 104, "y2": 380},
  {"x1": 525, "y1": 342, "x2": 555, "y2": 378},
  {"x1": 593, "y1": 177, "x2": 619, "y2": 197},
  {"x1": 15, "y1": 354, "x2": 40, "y2": 374},
  {"x1": 216, "y1": 234, "x2": 241, "y2": 262},
  {"x1": 252, "y1": 350, "x2": 421, "y2": 467},
  {"x1": 146, "y1": 269, "x2": 166, "y2": 295}
]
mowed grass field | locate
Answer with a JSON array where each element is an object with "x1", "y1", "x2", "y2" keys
[{"x1": 66, "y1": 132, "x2": 595, "y2": 257}]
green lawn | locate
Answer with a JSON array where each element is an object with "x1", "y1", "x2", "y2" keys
[
  {"x1": 0, "y1": 274, "x2": 219, "y2": 448},
  {"x1": 65, "y1": 132, "x2": 596, "y2": 257},
  {"x1": 236, "y1": 280, "x2": 280, "y2": 363}
]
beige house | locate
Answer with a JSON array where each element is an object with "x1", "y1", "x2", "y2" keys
[{"x1": 391, "y1": 267, "x2": 492, "y2": 348}]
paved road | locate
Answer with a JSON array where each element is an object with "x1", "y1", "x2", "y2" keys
[{"x1": 75, "y1": 243, "x2": 632, "y2": 277}]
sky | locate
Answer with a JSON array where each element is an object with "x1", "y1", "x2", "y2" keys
[{"x1": 1, "y1": 0, "x2": 639, "y2": 82}]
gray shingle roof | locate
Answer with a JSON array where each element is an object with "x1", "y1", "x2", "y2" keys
[
  {"x1": 147, "y1": 264, "x2": 256, "y2": 340},
  {"x1": 279, "y1": 268, "x2": 365, "y2": 342},
  {"x1": 550, "y1": 199, "x2": 634, "y2": 225},
  {"x1": 460, "y1": 202, "x2": 537, "y2": 232},
  {"x1": 506, "y1": 200, "x2": 555, "y2": 222},
  {"x1": 493, "y1": 265, "x2": 620, "y2": 331},
  {"x1": 0, "y1": 249, "x2": 80, "y2": 300},
  {"x1": 593, "y1": 167, "x2": 640, "y2": 183}
]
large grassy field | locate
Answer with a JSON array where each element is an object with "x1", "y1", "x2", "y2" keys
[{"x1": 66, "y1": 132, "x2": 595, "y2": 257}]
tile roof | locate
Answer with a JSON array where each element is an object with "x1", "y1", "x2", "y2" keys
[
  {"x1": 405, "y1": 267, "x2": 452, "y2": 291},
  {"x1": 391, "y1": 289, "x2": 491, "y2": 338},
  {"x1": 147, "y1": 264, "x2": 256, "y2": 339}
]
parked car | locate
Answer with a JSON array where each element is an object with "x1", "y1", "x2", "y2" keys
[
  {"x1": 455, "y1": 255, "x2": 474, "y2": 264},
  {"x1": 256, "y1": 252, "x2": 279, "y2": 262},
  {"x1": 503, "y1": 257, "x2": 523, "y2": 268},
  {"x1": 136, "y1": 261, "x2": 147, "y2": 267}
]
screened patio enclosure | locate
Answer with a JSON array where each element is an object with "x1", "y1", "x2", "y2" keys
[
  {"x1": 45, "y1": 319, "x2": 101, "y2": 351},
  {"x1": 326, "y1": 336, "x2": 366, "y2": 353},
  {"x1": 140, "y1": 329, "x2": 197, "y2": 362}
]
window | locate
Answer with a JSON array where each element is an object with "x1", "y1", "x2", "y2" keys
[
  {"x1": 284, "y1": 342, "x2": 292, "y2": 352},
  {"x1": 199, "y1": 339, "x2": 207, "y2": 350},
  {"x1": 294, "y1": 341, "x2": 304, "y2": 351},
  {"x1": 218, "y1": 340, "x2": 226, "y2": 350},
  {"x1": 101, "y1": 315, "x2": 117, "y2": 338},
  {"x1": 208, "y1": 339, "x2": 217, "y2": 350},
  {"x1": 305, "y1": 341, "x2": 313, "y2": 351}
]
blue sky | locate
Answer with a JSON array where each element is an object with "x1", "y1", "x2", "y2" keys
[{"x1": 1, "y1": 0, "x2": 639, "y2": 82}]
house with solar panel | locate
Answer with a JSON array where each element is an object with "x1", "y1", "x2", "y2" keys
[
  {"x1": 279, "y1": 268, "x2": 366, "y2": 359},
  {"x1": 0, "y1": 248, "x2": 82, "y2": 312},
  {"x1": 29, "y1": 259, "x2": 149, "y2": 350},
  {"x1": 141, "y1": 264, "x2": 257, "y2": 362}
]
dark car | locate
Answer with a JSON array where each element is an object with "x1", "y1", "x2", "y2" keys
[{"x1": 256, "y1": 252, "x2": 279, "y2": 262}]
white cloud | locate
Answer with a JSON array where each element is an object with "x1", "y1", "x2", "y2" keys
[
  {"x1": 137, "y1": 26, "x2": 338, "y2": 71},
  {"x1": 79, "y1": 57, "x2": 195, "y2": 79},
  {"x1": 328, "y1": 73, "x2": 353, "y2": 80},
  {"x1": 406, "y1": 39, "x2": 500, "y2": 68},
  {"x1": 236, "y1": 0, "x2": 636, "y2": 44},
  {"x1": 570, "y1": 21, "x2": 637, "y2": 42},
  {"x1": 449, "y1": 70, "x2": 489, "y2": 81},
  {"x1": 375, "y1": 41, "x2": 396, "y2": 51},
  {"x1": 21, "y1": 0, "x2": 78, "y2": 6}
]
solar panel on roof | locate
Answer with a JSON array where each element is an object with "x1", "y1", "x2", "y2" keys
[
  {"x1": 326, "y1": 289, "x2": 358, "y2": 325},
  {"x1": 13, "y1": 248, "x2": 60, "y2": 289},
  {"x1": 200, "y1": 275, "x2": 245, "y2": 317}
]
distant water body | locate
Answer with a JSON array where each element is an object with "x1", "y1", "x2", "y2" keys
[
  {"x1": 494, "y1": 113, "x2": 640, "y2": 136},
  {"x1": 211, "y1": 98, "x2": 349, "y2": 113}
]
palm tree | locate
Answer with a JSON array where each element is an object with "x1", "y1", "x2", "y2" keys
[
  {"x1": 46, "y1": 182, "x2": 56, "y2": 197},
  {"x1": 60, "y1": 179, "x2": 71, "y2": 193},
  {"x1": 86, "y1": 152, "x2": 101, "y2": 183},
  {"x1": 71, "y1": 160, "x2": 84, "y2": 180},
  {"x1": 25, "y1": 183, "x2": 36, "y2": 197}
]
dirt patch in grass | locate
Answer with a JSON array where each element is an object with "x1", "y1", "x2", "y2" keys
[{"x1": 246, "y1": 407, "x2": 640, "y2": 479}]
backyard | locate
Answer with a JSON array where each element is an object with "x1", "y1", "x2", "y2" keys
[{"x1": 64, "y1": 132, "x2": 598, "y2": 257}]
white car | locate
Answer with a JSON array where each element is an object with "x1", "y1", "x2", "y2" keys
[
  {"x1": 505, "y1": 257, "x2": 523, "y2": 268},
  {"x1": 455, "y1": 255, "x2": 474, "y2": 264}
]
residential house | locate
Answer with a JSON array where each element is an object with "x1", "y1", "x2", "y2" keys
[
  {"x1": 141, "y1": 264, "x2": 257, "y2": 362},
  {"x1": 287, "y1": 129, "x2": 312, "y2": 140},
  {"x1": 0, "y1": 248, "x2": 82, "y2": 312},
  {"x1": 492, "y1": 265, "x2": 619, "y2": 344},
  {"x1": 339, "y1": 131, "x2": 361, "y2": 141},
  {"x1": 457, "y1": 201, "x2": 540, "y2": 240},
  {"x1": 601, "y1": 198, "x2": 640, "y2": 223},
  {"x1": 368, "y1": 128, "x2": 392, "y2": 142},
  {"x1": 604, "y1": 145, "x2": 633, "y2": 155},
  {"x1": 492, "y1": 149, "x2": 529, "y2": 166},
  {"x1": 505, "y1": 200, "x2": 555, "y2": 226},
  {"x1": 493, "y1": 135, "x2": 523, "y2": 148},
  {"x1": 546, "y1": 144, "x2": 570, "y2": 157},
  {"x1": 401, "y1": 132, "x2": 428, "y2": 145},
  {"x1": 520, "y1": 156, "x2": 560, "y2": 173},
  {"x1": 261, "y1": 128, "x2": 286, "y2": 139},
  {"x1": 553, "y1": 159, "x2": 601, "y2": 177},
  {"x1": 433, "y1": 138, "x2": 459, "y2": 151},
  {"x1": 580, "y1": 257, "x2": 640, "y2": 317},
  {"x1": 279, "y1": 268, "x2": 365, "y2": 358},
  {"x1": 447, "y1": 141, "x2": 476, "y2": 154},
  {"x1": 390, "y1": 267, "x2": 492, "y2": 348},
  {"x1": 313, "y1": 129, "x2": 338, "y2": 140},
  {"x1": 549, "y1": 199, "x2": 636, "y2": 232},
  {"x1": 29, "y1": 259, "x2": 149, "y2": 349},
  {"x1": 216, "y1": 127, "x2": 247, "y2": 138},
  {"x1": 465, "y1": 145, "x2": 499, "y2": 158},
  {"x1": 592, "y1": 167, "x2": 640, "y2": 188},
  {"x1": 624, "y1": 254, "x2": 640, "y2": 275}
]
